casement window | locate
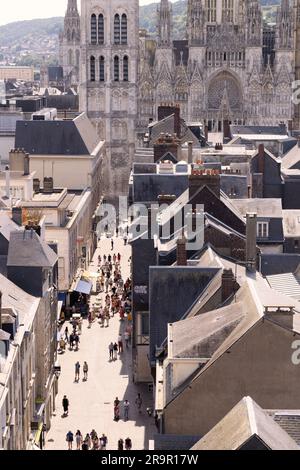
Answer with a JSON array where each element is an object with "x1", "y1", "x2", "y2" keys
[{"x1": 257, "y1": 222, "x2": 269, "y2": 238}]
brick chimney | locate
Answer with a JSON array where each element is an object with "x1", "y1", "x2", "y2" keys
[
  {"x1": 189, "y1": 169, "x2": 221, "y2": 199},
  {"x1": 12, "y1": 207, "x2": 22, "y2": 226},
  {"x1": 188, "y1": 141, "x2": 193, "y2": 164},
  {"x1": 221, "y1": 269, "x2": 237, "y2": 302},
  {"x1": 246, "y1": 212, "x2": 257, "y2": 272},
  {"x1": 204, "y1": 125, "x2": 208, "y2": 142},
  {"x1": 24, "y1": 153, "x2": 30, "y2": 176},
  {"x1": 177, "y1": 233, "x2": 187, "y2": 266},
  {"x1": 158, "y1": 105, "x2": 181, "y2": 138},
  {"x1": 157, "y1": 194, "x2": 176, "y2": 205},
  {"x1": 223, "y1": 119, "x2": 231, "y2": 140},
  {"x1": 258, "y1": 144, "x2": 265, "y2": 174},
  {"x1": 153, "y1": 133, "x2": 180, "y2": 162},
  {"x1": 9, "y1": 148, "x2": 26, "y2": 173}
]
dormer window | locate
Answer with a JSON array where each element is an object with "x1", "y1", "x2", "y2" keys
[{"x1": 257, "y1": 222, "x2": 269, "y2": 238}]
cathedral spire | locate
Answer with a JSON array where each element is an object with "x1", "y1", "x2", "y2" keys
[
  {"x1": 246, "y1": 0, "x2": 262, "y2": 46},
  {"x1": 187, "y1": 0, "x2": 205, "y2": 45},
  {"x1": 67, "y1": 0, "x2": 79, "y2": 15},
  {"x1": 276, "y1": 0, "x2": 293, "y2": 49},
  {"x1": 157, "y1": 0, "x2": 172, "y2": 47},
  {"x1": 293, "y1": 0, "x2": 300, "y2": 128}
]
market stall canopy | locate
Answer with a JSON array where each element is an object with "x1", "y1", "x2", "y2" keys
[{"x1": 74, "y1": 279, "x2": 93, "y2": 295}]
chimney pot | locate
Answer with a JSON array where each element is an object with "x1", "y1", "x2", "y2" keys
[{"x1": 177, "y1": 233, "x2": 187, "y2": 266}]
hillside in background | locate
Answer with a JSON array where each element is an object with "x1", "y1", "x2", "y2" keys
[{"x1": 0, "y1": 1, "x2": 282, "y2": 67}]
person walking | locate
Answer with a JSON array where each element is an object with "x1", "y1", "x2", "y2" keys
[
  {"x1": 62, "y1": 395, "x2": 69, "y2": 416},
  {"x1": 124, "y1": 331, "x2": 130, "y2": 348},
  {"x1": 84, "y1": 433, "x2": 91, "y2": 449},
  {"x1": 105, "y1": 311, "x2": 110, "y2": 327},
  {"x1": 83, "y1": 361, "x2": 88, "y2": 381},
  {"x1": 82, "y1": 440, "x2": 89, "y2": 451},
  {"x1": 105, "y1": 278, "x2": 109, "y2": 293},
  {"x1": 66, "y1": 431, "x2": 74, "y2": 450},
  {"x1": 100, "y1": 434, "x2": 108, "y2": 450},
  {"x1": 111, "y1": 239, "x2": 114, "y2": 251},
  {"x1": 117, "y1": 253, "x2": 121, "y2": 263},
  {"x1": 75, "y1": 430, "x2": 83, "y2": 450},
  {"x1": 75, "y1": 361, "x2": 80, "y2": 382},
  {"x1": 124, "y1": 400, "x2": 130, "y2": 421},
  {"x1": 125, "y1": 437, "x2": 132, "y2": 450},
  {"x1": 113, "y1": 342, "x2": 118, "y2": 361},
  {"x1": 74, "y1": 334, "x2": 80, "y2": 350},
  {"x1": 114, "y1": 397, "x2": 120, "y2": 422},
  {"x1": 64, "y1": 326, "x2": 69, "y2": 342},
  {"x1": 118, "y1": 334, "x2": 123, "y2": 354},
  {"x1": 135, "y1": 393, "x2": 143, "y2": 414},
  {"x1": 109, "y1": 342, "x2": 114, "y2": 361},
  {"x1": 118, "y1": 438, "x2": 124, "y2": 451}
]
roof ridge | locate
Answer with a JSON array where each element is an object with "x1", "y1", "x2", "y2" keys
[{"x1": 246, "y1": 396, "x2": 258, "y2": 436}]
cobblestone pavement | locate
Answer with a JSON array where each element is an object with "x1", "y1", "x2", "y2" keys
[{"x1": 45, "y1": 236, "x2": 156, "y2": 450}]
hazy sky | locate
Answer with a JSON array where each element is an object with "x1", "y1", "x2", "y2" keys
[{"x1": 0, "y1": 0, "x2": 165, "y2": 26}]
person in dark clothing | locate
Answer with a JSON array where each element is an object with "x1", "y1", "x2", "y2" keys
[
  {"x1": 82, "y1": 440, "x2": 89, "y2": 451},
  {"x1": 118, "y1": 438, "x2": 124, "y2": 451},
  {"x1": 125, "y1": 438, "x2": 132, "y2": 450},
  {"x1": 62, "y1": 396, "x2": 69, "y2": 416}
]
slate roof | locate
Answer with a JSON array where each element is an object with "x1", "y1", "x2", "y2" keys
[
  {"x1": 260, "y1": 254, "x2": 300, "y2": 276},
  {"x1": 15, "y1": 112, "x2": 100, "y2": 156},
  {"x1": 231, "y1": 125, "x2": 288, "y2": 136},
  {"x1": 272, "y1": 413, "x2": 300, "y2": 446},
  {"x1": 220, "y1": 174, "x2": 248, "y2": 199},
  {"x1": 192, "y1": 396, "x2": 299, "y2": 450},
  {"x1": 282, "y1": 144, "x2": 300, "y2": 169},
  {"x1": 283, "y1": 210, "x2": 300, "y2": 237},
  {"x1": 0, "y1": 212, "x2": 21, "y2": 241},
  {"x1": 133, "y1": 174, "x2": 189, "y2": 203},
  {"x1": 149, "y1": 115, "x2": 199, "y2": 147},
  {"x1": 7, "y1": 230, "x2": 57, "y2": 268},
  {"x1": 0, "y1": 273, "x2": 39, "y2": 326},
  {"x1": 231, "y1": 198, "x2": 282, "y2": 218},
  {"x1": 149, "y1": 266, "x2": 218, "y2": 363},
  {"x1": 154, "y1": 434, "x2": 200, "y2": 451},
  {"x1": 266, "y1": 273, "x2": 300, "y2": 301},
  {"x1": 172, "y1": 303, "x2": 245, "y2": 359},
  {"x1": 171, "y1": 275, "x2": 300, "y2": 401}
]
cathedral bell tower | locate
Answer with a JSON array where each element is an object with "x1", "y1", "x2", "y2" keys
[
  {"x1": 80, "y1": 0, "x2": 139, "y2": 197},
  {"x1": 60, "y1": 0, "x2": 81, "y2": 89},
  {"x1": 294, "y1": 0, "x2": 300, "y2": 129}
]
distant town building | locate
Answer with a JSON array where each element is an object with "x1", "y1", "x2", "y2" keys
[{"x1": 0, "y1": 66, "x2": 34, "y2": 82}]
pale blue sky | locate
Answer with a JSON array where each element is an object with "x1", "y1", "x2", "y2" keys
[{"x1": 0, "y1": 0, "x2": 167, "y2": 26}]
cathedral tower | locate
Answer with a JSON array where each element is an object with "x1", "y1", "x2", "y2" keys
[
  {"x1": 59, "y1": 0, "x2": 81, "y2": 88},
  {"x1": 158, "y1": 0, "x2": 172, "y2": 47},
  {"x1": 294, "y1": 0, "x2": 300, "y2": 129},
  {"x1": 155, "y1": 0, "x2": 173, "y2": 74},
  {"x1": 80, "y1": 0, "x2": 139, "y2": 197}
]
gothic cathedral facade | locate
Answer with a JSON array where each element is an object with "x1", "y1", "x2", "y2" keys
[
  {"x1": 138, "y1": 0, "x2": 295, "y2": 133},
  {"x1": 60, "y1": 0, "x2": 299, "y2": 193}
]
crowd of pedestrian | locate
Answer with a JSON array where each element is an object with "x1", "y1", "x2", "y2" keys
[
  {"x1": 60, "y1": 238, "x2": 139, "y2": 452},
  {"x1": 65, "y1": 429, "x2": 132, "y2": 451}
]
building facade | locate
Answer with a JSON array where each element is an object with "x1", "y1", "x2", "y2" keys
[
  {"x1": 78, "y1": 0, "x2": 139, "y2": 197},
  {"x1": 59, "y1": 0, "x2": 81, "y2": 89},
  {"x1": 60, "y1": 0, "x2": 298, "y2": 195},
  {"x1": 138, "y1": 0, "x2": 295, "y2": 133}
]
